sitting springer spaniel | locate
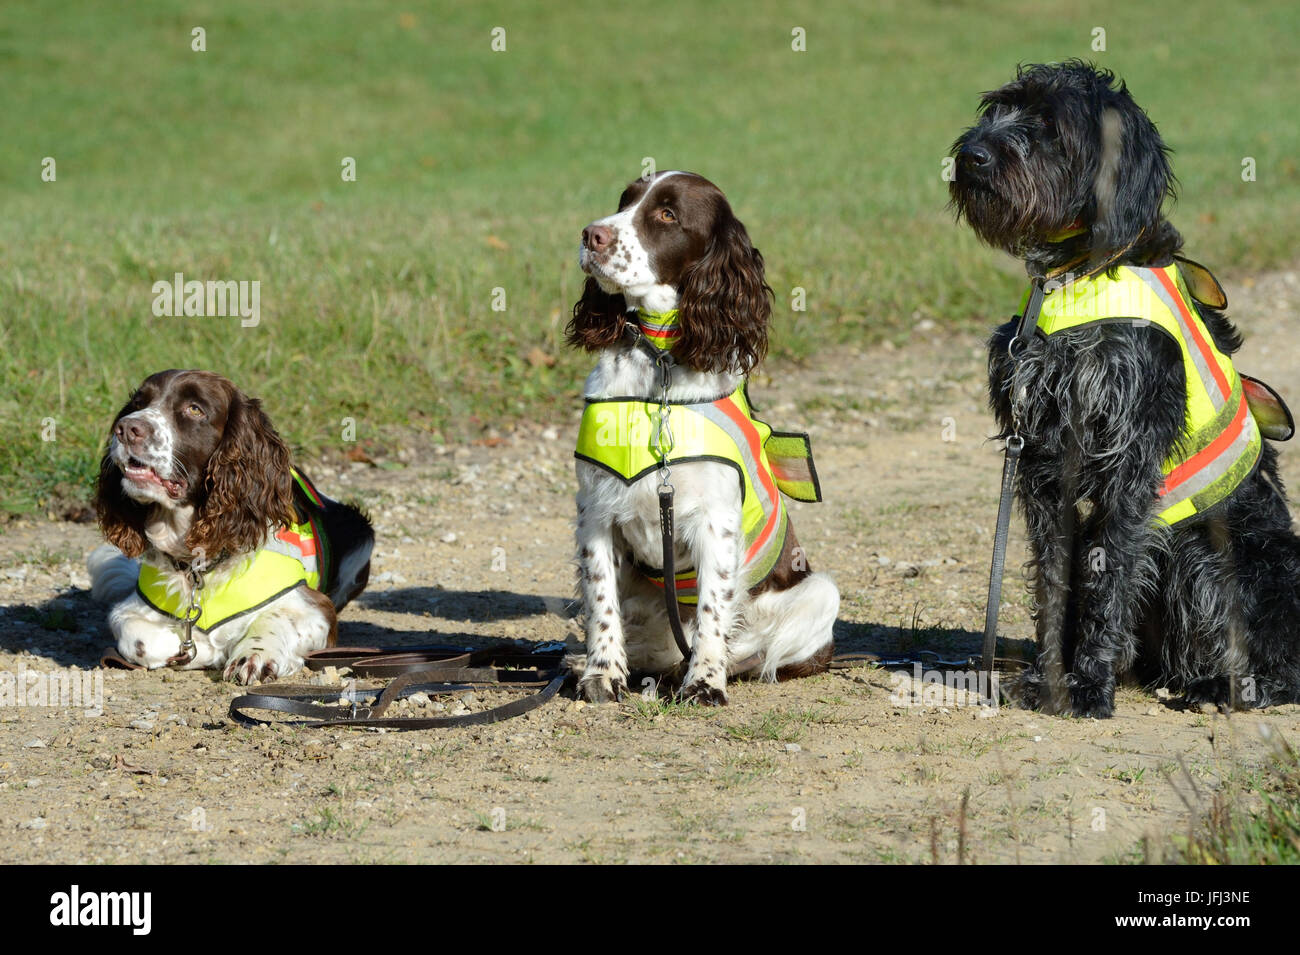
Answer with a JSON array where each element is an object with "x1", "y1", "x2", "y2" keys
[
  {"x1": 568, "y1": 170, "x2": 839, "y2": 704},
  {"x1": 89, "y1": 369, "x2": 373, "y2": 683}
]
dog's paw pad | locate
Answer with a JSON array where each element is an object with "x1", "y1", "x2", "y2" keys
[{"x1": 680, "y1": 681, "x2": 727, "y2": 706}]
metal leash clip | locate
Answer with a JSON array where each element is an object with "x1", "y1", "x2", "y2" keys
[
  {"x1": 170, "y1": 567, "x2": 204, "y2": 668},
  {"x1": 653, "y1": 349, "x2": 675, "y2": 490}
]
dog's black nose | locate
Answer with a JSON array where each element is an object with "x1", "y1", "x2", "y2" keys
[{"x1": 961, "y1": 144, "x2": 993, "y2": 169}]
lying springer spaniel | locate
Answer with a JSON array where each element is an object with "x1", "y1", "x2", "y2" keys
[
  {"x1": 89, "y1": 369, "x2": 373, "y2": 683},
  {"x1": 568, "y1": 171, "x2": 839, "y2": 704}
]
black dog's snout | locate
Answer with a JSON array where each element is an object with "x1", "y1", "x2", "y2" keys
[
  {"x1": 960, "y1": 143, "x2": 993, "y2": 169},
  {"x1": 114, "y1": 416, "x2": 151, "y2": 449},
  {"x1": 582, "y1": 224, "x2": 613, "y2": 252}
]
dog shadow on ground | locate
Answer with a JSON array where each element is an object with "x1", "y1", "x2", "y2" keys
[
  {"x1": 353, "y1": 587, "x2": 576, "y2": 623},
  {"x1": 834, "y1": 618, "x2": 983, "y2": 658},
  {"x1": 0, "y1": 586, "x2": 578, "y2": 672},
  {"x1": 2, "y1": 587, "x2": 109, "y2": 670},
  {"x1": 4, "y1": 584, "x2": 1032, "y2": 677}
]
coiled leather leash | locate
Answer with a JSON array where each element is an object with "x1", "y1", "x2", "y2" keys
[{"x1": 228, "y1": 645, "x2": 568, "y2": 730}]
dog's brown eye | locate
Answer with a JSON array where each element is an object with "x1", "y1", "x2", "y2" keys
[
  {"x1": 659, "y1": 208, "x2": 676, "y2": 222},
  {"x1": 185, "y1": 403, "x2": 205, "y2": 418}
]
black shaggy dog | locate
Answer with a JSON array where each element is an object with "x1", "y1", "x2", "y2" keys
[{"x1": 950, "y1": 61, "x2": 1300, "y2": 717}]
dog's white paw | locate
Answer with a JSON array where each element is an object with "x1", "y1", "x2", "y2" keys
[
  {"x1": 679, "y1": 661, "x2": 728, "y2": 706},
  {"x1": 578, "y1": 671, "x2": 626, "y2": 704},
  {"x1": 222, "y1": 638, "x2": 299, "y2": 685}
]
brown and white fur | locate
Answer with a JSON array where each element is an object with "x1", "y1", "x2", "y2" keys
[
  {"x1": 89, "y1": 369, "x2": 373, "y2": 684},
  {"x1": 567, "y1": 171, "x2": 839, "y2": 705}
]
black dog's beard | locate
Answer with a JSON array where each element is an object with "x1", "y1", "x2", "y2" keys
[{"x1": 949, "y1": 156, "x2": 1081, "y2": 267}]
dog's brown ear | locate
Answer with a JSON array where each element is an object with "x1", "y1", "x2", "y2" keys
[
  {"x1": 96, "y1": 442, "x2": 148, "y2": 558},
  {"x1": 674, "y1": 215, "x2": 773, "y2": 376},
  {"x1": 1090, "y1": 94, "x2": 1175, "y2": 258},
  {"x1": 187, "y1": 391, "x2": 295, "y2": 559},
  {"x1": 566, "y1": 277, "x2": 628, "y2": 351}
]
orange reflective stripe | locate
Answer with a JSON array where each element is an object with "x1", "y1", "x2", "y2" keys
[
  {"x1": 714, "y1": 396, "x2": 781, "y2": 563},
  {"x1": 275, "y1": 526, "x2": 317, "y2": 557},
  {"x1": 1153, "y1": 267, "x2": 1230, "y2": 401},
  {"x1": 1160, "y1": 397, "x2": 1249, "y2": 497},
  {"x1": 648, "y1": 573, "x2": 697, "y2": 591}
]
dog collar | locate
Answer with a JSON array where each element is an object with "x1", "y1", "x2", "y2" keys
[
  {"x1": 1045, "y1": 219, "x2": 1088, "y2": 243},
  {"x1": 636, "y1": 309, "x2": 681, "y2": 351}
]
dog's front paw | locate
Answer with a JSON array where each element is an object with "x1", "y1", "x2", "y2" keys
[
  {"x1": 1015, "y1": 665, "x2": 1045, "y2": 710},
  {"x1": 679, "y1": 680, "x2": 728, "y2": 706},
  {"x1": 1067, "y1": 679, "x2": 1115, "y2": 719},
  {"x1": 223, "y1": 651, "x2": 281, "y2": 685},
  {"x1": 118, "y1": 624, "x2": 185, "y2": 670},
  {"x1": 1182, "y1": 676, "x2": 1234, "y2": 712},
  {"x1": 578, "y1": 672, "x2": 626, "y2": 704}
]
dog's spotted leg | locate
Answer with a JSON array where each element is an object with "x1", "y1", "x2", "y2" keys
[
  {"x1": 679, "y1": 509, "x2": 742, "y2": 706},
  {"x1": 221, "y1": 590, "x2": 331, "y2": 685},
  {"x1": 576, "y1": 501, "x2": 628, "y2": 703}
]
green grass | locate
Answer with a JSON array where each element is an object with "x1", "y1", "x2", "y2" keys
[
  {"x1": 294, "y1": 806, "x2": 368, "y2": 838},
  {"x1": 2, "y1": 0, "x2": 1298, "y2": 513},
  {"x1": 725, "y1": 706, "x2": 834, "y2": 742},
  {"x1": 1150, "y1": 730, "x2": 1300, "y2": 865}
]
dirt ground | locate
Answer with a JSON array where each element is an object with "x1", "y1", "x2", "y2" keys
[{"x1": 4, "y1": 268, "x2": 1300, "y2": 864}]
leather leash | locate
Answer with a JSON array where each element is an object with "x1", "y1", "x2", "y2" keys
[
  {"x1": 658, "y1": 485, "x2": 692, "y2": 661},
  {"x1": 228, "y1": 645, "x2": 569, "y2": 730},
  {"x1": 981, "y1": 279, "x2": 1044, "y2": 675},
  {"x1": 640, "y1": 332, "x2": 693, "y2": 663}
]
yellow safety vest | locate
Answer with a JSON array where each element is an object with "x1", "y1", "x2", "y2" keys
[
  {"x1": 1027, "y1": 262, "x2": 1264, "y2": 525},
  {"x1": 137, "y1": 469, "x2": 327, "y2": 632},
  {"x1": 575, "y1": 385, "x2": 821, "y2": 600}
]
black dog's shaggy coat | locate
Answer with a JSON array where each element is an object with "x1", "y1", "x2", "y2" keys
[{"x1": 950, "y1": 61, "x2": 1300, "y2": 717}]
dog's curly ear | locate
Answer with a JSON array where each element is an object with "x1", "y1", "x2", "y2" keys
[
  {"x1": 96, "y1": 434, "x2": 148, "y2": 558},
  {"x1": 566, "y1": 277, "x2": 628, "y2": 351},
  {"x1": 1090, "y1": 88, "x2": 1176, "y2": 258},
  {"x1": 674, "y1": 214, "x2": 773, "y2": 375},
  {"x1": 187, "y1": 391, "x2": 295, "y2": 560}
]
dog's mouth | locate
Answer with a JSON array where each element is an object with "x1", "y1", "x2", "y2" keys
[
  {"x1": 950, "y1": 164, "x2": 998, "y2": 195},
  {"x1": 579, "y1": 246, "x2": 607, "y2": 276},
  {"x1": 123, "y1": 456, "x2": 186, "y2": 498},
  {"x1": 578, "y1": 254, "x2": 627, "y2": 297}
]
